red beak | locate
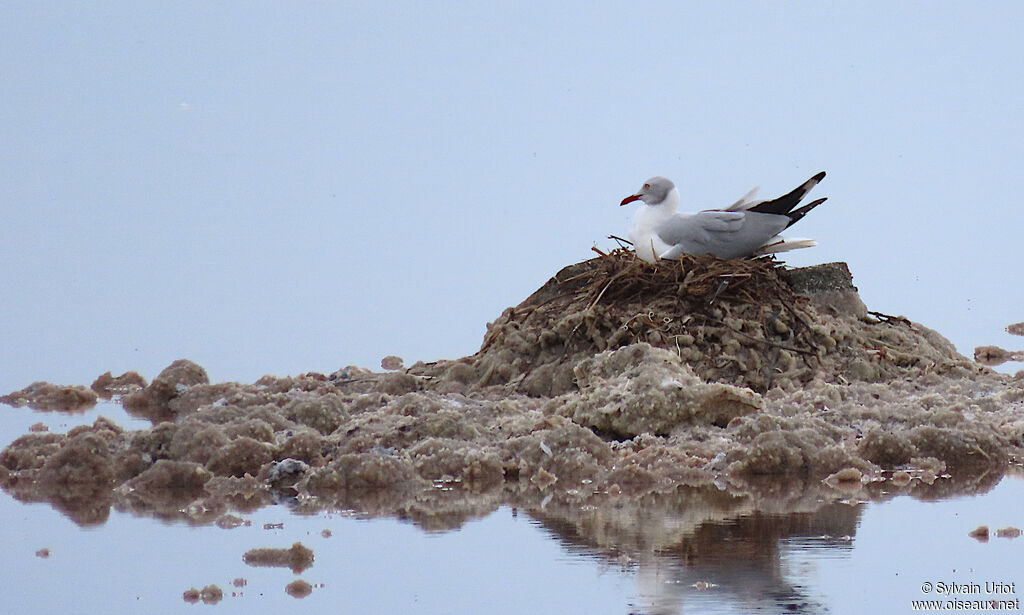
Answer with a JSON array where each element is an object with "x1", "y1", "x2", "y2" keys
[{"x1": 620, "y1": 194, "x2": 641, "y2": 206}]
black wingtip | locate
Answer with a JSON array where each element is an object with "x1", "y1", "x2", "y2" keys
[
  {"x1": 747, "y1": 171, "x2": 827, "y2": 217},
  {"x1": 783, "y1": 197, "x2": 828, "y2": 229}
]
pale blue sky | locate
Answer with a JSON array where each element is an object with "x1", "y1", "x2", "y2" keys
[{"x1": 3, "y1": 2, "x2": 1022, "y2": 392}]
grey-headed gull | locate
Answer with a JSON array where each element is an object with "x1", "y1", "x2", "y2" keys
[{"x1": 620, "y1": 172, "x2": 827, "y2": 262}]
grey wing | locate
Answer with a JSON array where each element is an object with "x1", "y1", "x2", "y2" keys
[
  {"x1": 658, "y1": 211, "x2": 793, "y2": 258},
  {"x1": 657, "y1": 211, "x2": 746, "y2": 246}
]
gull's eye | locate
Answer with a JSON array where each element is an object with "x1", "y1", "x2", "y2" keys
[{"x1": 643, "y1": 183, "x2": 650, "y2": 190}]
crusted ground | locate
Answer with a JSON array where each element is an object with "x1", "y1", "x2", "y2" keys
[{"x1": 1, "y1": 253, "x2": 1021, "y2": 532}]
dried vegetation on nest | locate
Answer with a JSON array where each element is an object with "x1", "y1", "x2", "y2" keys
[{"x1": 538, "y1": 247, "x2": 818, "y2": 358}]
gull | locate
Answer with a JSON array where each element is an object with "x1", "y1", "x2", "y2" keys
[{"x1": 619, "y1": 172, "x2": 828, "y2": 263}]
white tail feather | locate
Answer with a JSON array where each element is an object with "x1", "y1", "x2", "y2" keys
[{"x1": 755, "y1": 237, "x2": 817, "y2": 255}]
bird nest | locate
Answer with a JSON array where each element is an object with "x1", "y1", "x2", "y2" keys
[
  {"x1": 573, "y1": 247, "x2": 807, "y2": 316},
  {"x1": 468, "y1": 248, "x2": 826, "y2": 394},
  {"x1": 549, "y1": 248, "x2": 818, "y2": 356}
]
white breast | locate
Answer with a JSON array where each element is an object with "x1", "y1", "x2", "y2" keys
[{"x1": 628, "y1": 204, "x2": 677, "y2": 263}]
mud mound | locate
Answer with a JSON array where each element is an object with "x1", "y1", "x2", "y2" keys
[
  {"x1": 1, "y1": 255, "x2": 1020, "y2": 533},
  {"x1": 1, "y1": 382, "x2": 98, "y2": 412},
  {"x1": 415, "y1": 250, "x2": 974, "y2": 396}
]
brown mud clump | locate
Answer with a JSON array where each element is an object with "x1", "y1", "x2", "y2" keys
[
  {"x1": 1, "y1": 382, "x2": 98, "y2": 412},
  {"x1": 200, "y1": 585, "x2": 223, "y2": 604},
  {"x1": 243, "y1": 542, "x2": 314, "y2": 573},
  {"x1": 122, "y1": 359, "x2": 209, "y2": 420},
  {"x1": 91, "y1": 371, "x2": 147, "y2": 399},
  {"x1": 968, "y1": 525, "x2": 990, "y2": 542},
  {"x1": 996, "y1": 526, "x2": 1022, "y2": 539},
  {"x1": 285, "y1": 579, "x2": 313, "y2": 598},
  {"x1": 1, "y1": 252, "x2": 1021, "y2": 534},
  {"x1": 182, "y1": 585, "x2": 222, "y2": 604}
]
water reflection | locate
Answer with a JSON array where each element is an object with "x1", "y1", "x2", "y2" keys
[
  {"x1": 1, "y1": 467, "x2": 1021, "y2": 614},
  {"x1": 525, "y1": 468, "x2": 1004, "y2": 565},
  {"x1": 522, "y1": 471, "x2": 1007, "y2": 615},
  {"x1": 533, "y1": 505, "x2": 855, "y2": 613}
]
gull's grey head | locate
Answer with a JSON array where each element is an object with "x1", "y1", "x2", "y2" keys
[{"x1": 620, "y1": 176, "x2": 676, "y2": 206}]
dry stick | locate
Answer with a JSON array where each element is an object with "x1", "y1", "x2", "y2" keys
[
  {"x1": 587, "y1": 274, "x2": 623, "y2": 310},
  {"x1": 867, "y1": 310, "x2": 914, "y2": 327},
  {"x1": 558, "y1": 270, "x2": 598, "y2": 284}
]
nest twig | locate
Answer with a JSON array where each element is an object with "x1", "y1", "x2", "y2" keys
[
  {"x1": 578, "y1": 248, "x2": 801, "y2": 311},
  {"x1": 565, "y1": 249, "x2": 821, "y2": 369}
]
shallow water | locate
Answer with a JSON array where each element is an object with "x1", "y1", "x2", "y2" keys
[
  {"x1": 2, "y1": 479, "x2": 1022, "y2": 614},
  {"x1": 3, "y1": 398, "x2": 1023, "y2": 614}
]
